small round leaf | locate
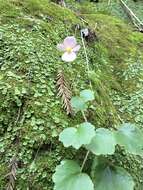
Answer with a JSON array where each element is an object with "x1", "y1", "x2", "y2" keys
[
  {"x1": 71, "y1": 96, "x2": 87, "y2": 112},
  {"x1": 80, "y1": 89, "x2": 94, "y2": 102}
]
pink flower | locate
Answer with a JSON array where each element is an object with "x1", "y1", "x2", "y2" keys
[{"x1": 57, "y1": 36, "x2": 80, "y2": 62}]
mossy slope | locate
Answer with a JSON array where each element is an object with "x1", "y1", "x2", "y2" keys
[{"x1": 0, "y1": 0, "x2": 143, "y2": 189}]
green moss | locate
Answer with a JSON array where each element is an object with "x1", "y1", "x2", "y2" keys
[
  {"x1": 0, "y1": 164, "x2": 7, "y2": 188},
  {"x1": 0, "y1": 0, "x2": 21, "y2": 17},
  {"x1": 11, "y1": 0, "x2": 78, "y2": 22},
  {"x1": 82, "y1": 13, "x2": 143, "y2": 92},
  {"x1": 0, "y1": 0, "x2": 143, "y2": 189}
]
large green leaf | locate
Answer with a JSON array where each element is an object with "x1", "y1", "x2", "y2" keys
[
  {"x1": 71, "y1": 96, "x2": 87, "y2": 112},
  {"x1": 59, "y1": 122, "x2": 95, "y2": 149},
  {"x1": 53, "y1": 160, "x2": 94, "y2": 190},
  {"x1": 80, "y1": 89, "x2": 94, "y2": 102},
  {"x1": 115, "y1": 123, "x2": 143, "y2": 156},
  {"x1": 91, "y1": 158, "x2": 134, "y2": 190},
  {"x1": 86, "y1": 128, "x2": 116, "y2": 155}
]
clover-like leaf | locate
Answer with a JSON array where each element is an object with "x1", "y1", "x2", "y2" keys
[
  {"x1": 53, "y1": 160, "x2": 94, "y2": 190},
  {"x1": 115, "y1": 123, "x2": 143, "y2": 156},
  {"x1": 86, "y1": 128, "x2": 116, "y2": 155},
  {"x1": 91, "y1": 158, "x2": 134, "y2": 190},
  {"x1": 71, "y1": 96, "x2": 87, "y2": 112},
  {"x1": 59, "y1": 122, "x2": 95, "y2": 149},
  {"x1": 80, "y1": 89, "x2": 94, "y2": 102}
]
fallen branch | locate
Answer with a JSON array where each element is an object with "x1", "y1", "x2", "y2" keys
[
  {"x1": 119, "y1": 0, "x2": 143, "y2": 32},
  {"x1": 6, "y1": 156, "x2": 18, "y2": 190}
]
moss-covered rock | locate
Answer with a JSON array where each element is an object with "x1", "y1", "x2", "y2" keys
[{"x1": 0, "y1": 0, "x2": 143, "y2": 189}]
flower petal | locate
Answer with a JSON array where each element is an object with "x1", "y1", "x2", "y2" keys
[
  {"x1": 64, "y1": 36, "x2": 77, "y2": 48},
  {"x1": 57, "y1": 43, "x2": 66, "y2": 51},
  {"x1": 73, "y1": 45, "x2": 80, "y2": 52},
  {"x1": 62, "y1": 52, "x2": 77, "y2": 62}
]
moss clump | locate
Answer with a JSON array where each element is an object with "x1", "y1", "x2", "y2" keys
[{"x1": 0, "y1": 0, "x2": 143, "y2": 189}]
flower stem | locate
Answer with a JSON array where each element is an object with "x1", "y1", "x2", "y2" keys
[
  {"x1": 80, "y1": 31, "x2": 93, "y2": 90},
  {"x1": 81, "y1": 111, "x2": 87, "y2": 122},
  {"x1": 80, "y1": 110, "x2": 90, "y2": 172},
  {"x1": 80, "y1": 150, "x2": 90, "y2": 172},
  {"x1": 108, "y1": 0, "x2": 111, "y2": 5},
  {"x1": 80, "y1": 30, "x2": 94, "y2": 172}
]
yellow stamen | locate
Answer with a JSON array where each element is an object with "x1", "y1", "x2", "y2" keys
[{"x1": 66, "y1": 47, "x2": 72, "y2": 53}]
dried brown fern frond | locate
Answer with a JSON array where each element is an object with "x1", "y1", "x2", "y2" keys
[
  {"x1": 56, "y1": 70, "x2": 73, "y2": 115},
  {"x1": 6, "y1": 156, "x2": 18, "y2": 190}
]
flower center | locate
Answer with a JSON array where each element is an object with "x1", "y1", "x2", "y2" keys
[{"x1": 66, "y1": 47, "x2": 72, "y2": 53}]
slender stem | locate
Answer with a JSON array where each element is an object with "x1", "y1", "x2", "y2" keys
[
  {"x1": 80, "y1": 110, "x2": 90, "y2": 171},
  {"x1": 80, "y1": 31, "x2": 93, "y2": 90},
  {"x1": 81, "y1": 111, "x2": 87, "y2": 122},
  {"x1": 108, "y1": 0, "x2": 111, "y2": 5},
  {"x1": 33, "y1": 144, "x2": 42, "y2": 161},
  {"x1": 80, "y1": 26, "x2": 94, "y2": 173},
  {"x1": 80, "y1": 151, "x2": 90, "y2": 172},
  {"x1": 15, "y1": 106, "x2": 21, "y2": 125},
  {"x1": 61, "y1": 0, "x2": 66, "y2": 7},
  {"x1": 80, "y1": 32, "x2": 90, "y2": 73}
]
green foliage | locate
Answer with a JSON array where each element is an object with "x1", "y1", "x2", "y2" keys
[
  {"x1": 59, "y1": 122, "x2": 95, "y2": 149},
  {"x1": 1, "y1": 0, "x2": 143, "y2": 189},
  {"x1": 71, "y1": 96, "x2": 87, "y2": 112},
  {"x1": 86, "y1": 0, "x2": 143, "y2": 24},
  {"x1": 80, "y1": 89, "x2": 95, "y2": 102},
  {"x1": 115, "y1": 123, "x2": 143, "y2": 156},
  {"x1": 71, "y1": 89, "x2": 94, "y2": 112},
  {"x1": 84, "y1": 123, "x2": 143, "y2": 156},
  {"x1": 52, "y1": 160, "x2": 94, "y2": 190},
  {"x1": 86, "y1": 128, "x2": 116, "y2": 155},
  {"x1": 55, "y1": 87, "x2": 143, "y2": 190},
  {"x1": 91, "y1": 158, "x2": 135, "y2": 190}
]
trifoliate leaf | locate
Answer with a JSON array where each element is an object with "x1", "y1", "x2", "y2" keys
[
  {"x1": 92, "y1": 159, "x2": 134, "y2": 190},
  {"x1": 71, "y1": 96, "x2": 87, "y2": 112},
  {"x1": 86, "y1": 128, "x2": 116, "y2": 155},
  {"x1": 115, "y1": 123, "x2": 143, "y2": 156},
  {"x1": 80, "y1": 89, "x2": 94, "y2": 102},
  {"x1": 53, "y1": 160, "x2": 94, "y2": 190},
  {"x1": 59, "y1": 122, "x2": 95, "y2": 149}
]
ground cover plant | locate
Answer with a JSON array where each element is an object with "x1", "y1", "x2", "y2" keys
[{"x1": 0, "y1": 0, "x2": 143, "y2": 189}]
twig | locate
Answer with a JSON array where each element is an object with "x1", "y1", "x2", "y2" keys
[
  {"x1": 79, "y1": 17, "x2": 88, "y2": 24},
  {"x1": 6, "y1": 156, "x2": 18, "y2": 190},
  {"x1": 119, "y1": 0, "x2": 143, "y2": 31},
  {"x1": 6, "y1": 102, "x2": 24, "y2": 189},
  {"x1": 15, "y1": 106, "x2": 21, "y2": 125}
]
